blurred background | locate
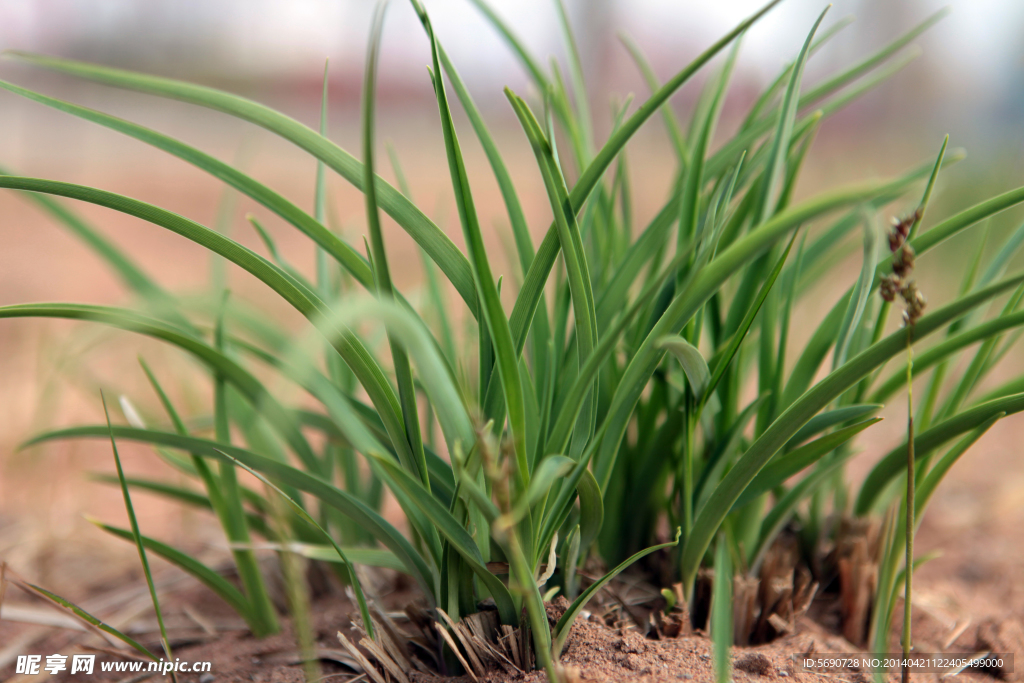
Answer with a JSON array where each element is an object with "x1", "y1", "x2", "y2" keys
[{"x1": 1, "y1": 0, "x2": 1023, "y2": 620}]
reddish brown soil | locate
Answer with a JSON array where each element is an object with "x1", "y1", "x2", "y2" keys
[{"x1": 2, "y1": 560, "x2": 1021, "y2": 683}]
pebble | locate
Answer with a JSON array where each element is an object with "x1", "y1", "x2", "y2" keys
[
  {"x1": 780, "y1": 672, "x2": 789, "y2": 677},
  {"x1": 199, "y1": 674, "x2": 215, "y2": 683}
]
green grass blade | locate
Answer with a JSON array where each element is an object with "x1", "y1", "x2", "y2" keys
[
  {"x1": 219, "y1": 450, "x2": 375, "y2": 639},
  {"x1": 413, "y1": 6, "x2": 529, "y2": 489},
  {"x1": 711, "y1": 536, "x2": 732, "y2": 683},
  {"x1": 660, "y1": 336, "x2": 710, "y2": 400},
  {"x1": 618, "y1": 32, "x2": 688, "y2": 163},
  {"x1": 102, "y1": 394, "x2": 178, "y2": 660},
  {"x1": 236, "y1": 543, "x2": 404, "y2": 572},
  {"x1": 315, "y1": 59, "x2": 330, "y2": 291},
  {"x1": 856, "y1": 393, "x2": 1024, "y2": 514},
  {"x1": 785, "y1": 404, "x2": 882, "y2": 450},
  {"x1": 23, "y1": 424, "x2": 437, "y2": 597},
  {"x1": 552, "y1": 529, "x2": 680, "y2": 658},
  {"x1": 758, "y1": 6, "x2": 829, "y2": 223},
  {"x1": 362, "y1": 1, "x2": 429, "y2": 489},
  {"x1": 4, "y1": 51, "x2": 477, "y2": 315},
  {"x1": 0, "y1": 81, "x2": 373, "y2": 291},
  {"x1": 915, "y1": 414, "x2": 1002, "y2": 519},
  {"x1": 0, "y1": 166, "x2": 175, "y2": 307},
  {"x1": 680, "y1": 274, "x2": 1024, "y2": 594},
  {"x1": 871, "y1": 309, "x2": 1024, "y2": 403},
  {"x1": 17, "y1": 582, "x2": 158, "y2": 660},
  {"x1": 91, "y1": 520, "x2": 253, "y2": 621},
  {"x1": 732, "y1": 417, "x2": 882, "y2": 511},
  {"x1": 553, "y1": 0, "x2": 594, "y2": 159},
  {"x1": 834, "y1": 212, "x2": 879, "y2": 369}
]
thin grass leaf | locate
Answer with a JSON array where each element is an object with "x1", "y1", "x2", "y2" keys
[
  {"x1": 219, "y1": 450, "x2": 375, "y2": 639},
  {"x1": 711, "y1": 536, "x2": 732, "y2": 683},
  {"x1": 413, "y1": 6, "x2": 529, "y2": 490},
  {"x1": 90, "y1": 520, "x2": 253, "y2": 621},
  {"x1": 102, "y1": 395, "x2": 178, "y2": 664},
  {"x1": 758, "y1": 6, "x2": 830, "y2": 224},
  {"x1": 834, "y1": 211, "x2": 879, "y2": 368},
  {"x1": 732, "y1": 417, "x2": 882, "y2": 510},
  {"x1": 17, "y1": 582, "x2": 159, "y2": 660},
  {"x1": 3, "y1": 52, "x2": 477, "y2": 314},
  {"x1": 23, "y1": 425, "x2": 437, "y2": 598},
  {"x1": 362, "y1": 1, "x2": 429, "y2": 489},
  {"x1": 855, "y1": 392, "x2": 1024, "y2": 514},
  {"x1": 680, "y1": 274, "x2": 1024, "y2": 594},
  {"x1": 552, "y1": 529, "x2": 680, "y2": 658}
]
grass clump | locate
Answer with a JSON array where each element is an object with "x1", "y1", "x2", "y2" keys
[{"x1": 4, "y1": 1, "x2": 1024, "y2": 681}]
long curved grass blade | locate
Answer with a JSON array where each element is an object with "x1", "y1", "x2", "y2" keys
[
  {"x1": 680, "y1": 274, "x2": 1024, "y2": 594},
  {"x1": 872, "y1": 309, "x2": 1024, "y2": 402},
  {"x1": 785, "y1": 404, "x2": 882, "y2": 450},
  {"x1": 17, "y1": 582, "x2": 158, "y2": 660},
  {"x1": 855, "y1": 393, "x2": 1024, "y2": 514},
  {"x1": 413, "y1": 6, "x2": 528, "y2": 489},
  {"x1": 0, "y1": 81, "x2": 373, "y2": 290},
  {"x1": 102, "y1": 394, "x2": 181, "y2": 652},
  {"x1": 23, "y1": 424, "x2": 437, "y2": 597},
  {"x1": 315, "y1": 59, "x2": 331, "y2": 290},
  {"x1": 3, "y1": 51, "x2": 478, "y2": 315},
  {"x1": 232, "y1": 542, "x2": 404, "y2": 572},
  {"x1": 759, "y1": 6, "x2": 829, "y2": 224},
  {"x1": 508, "y1": 0, "x2": 783, "y2": 360},
  {"x1": 595, "y1": 171, "x2": 930, "y2": 492},
  {"x1": 362, "y1": 1, "x2": 428, "y2": 489},
  {"x1": 553, "y1": 0, "x2": 594, "y2": 160},
  {"x1": 660, "y1": 336, "x2": 710, "y2": 400},
  {"x1": 619, "y1": 33, "x2": 688, "y2": 163},
  {"x1": 834, "y1": 212, "x2": 878, "y2": 369},
  {"x1": 219, "y1": 450, "x2": 375, "y2": 639},
  {"x1": 0, "y1": 180, "x2": 417, "y2": 473},
  {"x1": 552, "y1": 529, "x2": 680, "y2": 658},
  {"x1": 732, "y1": 417, "x2": 882, "y2": 510},
  {"x1": 0, "y1": 166, "x2": 173, "y2": 305},
  {"x1": 1, "y1": 302, "x2": 322, "y2": 469},
  {"x1": 915, "y1": 414, "x2": 1002, "y2": 519},
  {"x1": 91, "y1": 520, "x2": 252, "y2": 621}
]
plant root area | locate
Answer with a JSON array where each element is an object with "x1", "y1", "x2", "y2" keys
[{"x1": 2, "y1": 554, "x2": 1021, "y2": 683}]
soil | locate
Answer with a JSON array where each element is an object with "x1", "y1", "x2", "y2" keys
[{"x1": 1, "y1": 553, "x2": 1021, "y2": 683}]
